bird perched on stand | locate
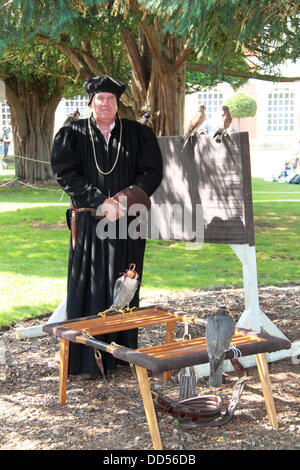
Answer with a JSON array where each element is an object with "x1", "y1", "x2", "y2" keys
[
  {"x1": 181, "y1": 104, "x2": 206, "y2": 148},
  {"x1": 213, "y1": 105, "x2": 232, "y2": 143},
  {"x1": 205, "y1": 306, "x2": 235, "y2": 388},
  {"x1": 138, "y1": 109, "x2": 152, "y2": 127},
  {"x1": 98, "y1": 263, "x2": 140, "y2": 318},
  {"x1": 63, "y1": 109, "x2": 80, "y2": 127}
]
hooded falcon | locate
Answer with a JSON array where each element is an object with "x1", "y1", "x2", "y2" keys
[
  {"x1": 205, "y1": 306, "x2": 235, "y2": 388},
  {"x1": 111, "y1": 263, "x2": 140, "y2": 312}
]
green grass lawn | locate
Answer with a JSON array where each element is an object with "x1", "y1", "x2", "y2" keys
[{"x1": 0, "y1": 173, "x2": 299, "y2": 327}]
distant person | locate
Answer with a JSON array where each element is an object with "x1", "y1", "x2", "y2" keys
[
  {"x1": 0, "y1": 139, "x2": 6, "y2": 170},
  {"x1": 2, "y1": 127, "x2": 11, "y2": 166},
  {"x1": 291, "y1": 157, "x2": 299, "y2": 171}
]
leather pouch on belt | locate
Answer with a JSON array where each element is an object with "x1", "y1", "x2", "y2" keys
[
  {"x1": 71, "y1": 210, "x2": 77, "y2": 250},
  {"x1": 111, "y1": 185, "x2": 151, "y2": 212}
]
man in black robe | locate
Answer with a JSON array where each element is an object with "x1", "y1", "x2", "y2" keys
[{"x1": 51, "y1": 75, "x2": 163, "y2": 378}]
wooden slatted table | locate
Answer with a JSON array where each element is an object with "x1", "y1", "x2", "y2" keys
[{"x1": 43, "y1": 305, "x2": 291, "y2": 450}]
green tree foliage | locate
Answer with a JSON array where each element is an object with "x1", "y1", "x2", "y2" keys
[
  {"x1": 0, "y1": 0, "x2": 299, "y2": 139},
  {"x1": 225, "y1": 92, "x2": 257, "y2": 119},
  {"x1": 2, "y1": 1, "x2": 300, "y2": 83},
  {"x1": 225, "y1": 92, "x2": 257, "y2": 130},
  {"x1": 141, "y1": 0, "x2": 300, "y2": 75},
  {"x1": 0, "y1": 39, "x2": 68, "y2": 93}
]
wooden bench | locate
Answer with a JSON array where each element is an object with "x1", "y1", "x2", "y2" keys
[{"x1": 43, "y1": 306, "x2": 291, "y2": 450}]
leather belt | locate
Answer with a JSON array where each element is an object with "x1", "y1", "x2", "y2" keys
[{"x1": 70, "y1": 207, "x2": 104, "y2": 250}]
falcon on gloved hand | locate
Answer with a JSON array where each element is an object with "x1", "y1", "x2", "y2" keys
[
  {"x1": 181, "y1": 105, "x2": 206, "y2": 148},
  {"x1": 98, "y1": 264, "x2": 140, "y2": 318},
  {"x1": 213, "y1": 106, "x2": 232, "y2": 143},
  {"x1": 205, "y1": 306, "x2": 235, "y2": 388}
]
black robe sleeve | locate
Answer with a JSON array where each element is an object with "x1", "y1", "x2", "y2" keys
[
  {"x1": 51, "y1": 125, "x2": 106, "y2": 209},
  {"x1": 134, "y1": 124, "x2": 163, "y2": 197}
]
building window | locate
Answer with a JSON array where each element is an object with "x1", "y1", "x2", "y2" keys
[
  {"x1": 197, "y1": 88, "x2": 223, "y2": 121},
  {"x1": 1, "y1": 101, "x2": 11, "y2": 129},
  {"x1": 267, "y1": 88, "x2": 294, "y2": 132},
  {"x1": 65, "y1": 96, "x2": 89, "y2": 119}
]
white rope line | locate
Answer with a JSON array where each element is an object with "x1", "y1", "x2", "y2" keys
[
  {"x1": 16, "y1": 180, "x2": 63, "y2": 192},
  {"x1": 0, "y1": 154, "x2": 64, "y2": 192},
  {"x1": 0, "y1": 177, "x2": 18, "y2": 187},
  {"x1": 0, "y1": 178, "x2": 63, "y2": 193},
  {"x1": 14, "y1": 154, "x2": 51, "y2": 165}
]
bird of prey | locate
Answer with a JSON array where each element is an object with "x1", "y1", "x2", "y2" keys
[
  {"x1": 98, "y1": 264, "x2": 140, "y2": 318},
  {"x1": 181, "y1": 104, "x2": 206, "y2": 148},
  {"x1": 138, "y1": 109, "x2": 151, "y2": 126},
  {"x1": 205, "y1": 306, "x2": 235, "y2": 388},
  {"x1": 63, "y1": 109, "x2": 80, "y2": 127},
  {"x1": 213, "y1": 106, "x2": 232, "y2": 143}
]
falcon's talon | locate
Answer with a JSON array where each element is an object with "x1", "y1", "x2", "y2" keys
[
  {"x1": 116, "y1": 308, "x2": 127, "y2": 316},
  {"x1": 97, "y1": 308, "x2": 112, "y2": 318}
]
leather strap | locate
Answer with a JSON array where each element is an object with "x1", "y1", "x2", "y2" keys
[
  {"x1": 70, "y1": 207, "x2": 104, "y2": 250},
  {"x1": 91, "y1": 334, "x2": 246, "y2": 429},
  {"x1": 152, "y1": 357, "x2": 247, "y2": 429}
]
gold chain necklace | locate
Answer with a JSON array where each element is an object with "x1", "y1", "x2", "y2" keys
[{"x1": 88, "y1": 116, "x2": 123, "y2": 176}]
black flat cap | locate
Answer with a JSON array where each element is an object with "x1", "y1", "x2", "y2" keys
[{"x1": 83, "y1": 75, "x2": 126, "y2": 105}]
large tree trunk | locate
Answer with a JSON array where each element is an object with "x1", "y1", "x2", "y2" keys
[
  {"x1": 159, "y1": 64, "x2": 186, "y2": 136},
  {"x1": 126, "y1": 2, "x2": 189, "y2": 136},
  {"x1": 121, "y1": 21, "x2": 186, "y2": 136},
  {"x1": 5, "y1": 77, "x2": 64, "y2": 183}
]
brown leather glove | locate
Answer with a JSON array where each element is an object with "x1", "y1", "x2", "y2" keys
[
  {"x1": 98, "y1": 185, "x2": 151, "y2": 222},
  {"x1": 111, "y1": 185, "x2": 151, "y2": 211}
]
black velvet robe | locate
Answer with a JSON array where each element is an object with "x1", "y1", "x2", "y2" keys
[{"x1": 51, "y1": 116, "x2": 163, "y2": 375}]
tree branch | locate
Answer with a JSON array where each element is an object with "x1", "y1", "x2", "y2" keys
[
  {"x1": 128, "y1": 0, "x2": 169, "y2": 70},
  {"x1": 172, "y1": 39, "x2": 192, "y2": 71},
  {"x1": 187, "y1": 62, "x2": 300, "y2": 82},
  {"x1": 119, "y1": 23, "x2": 148, "y2": 96},
  {"x1": 34, "y1": 34, "x2": 97, "y2": 79}
]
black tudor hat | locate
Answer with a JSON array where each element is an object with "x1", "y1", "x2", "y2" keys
[{"x1": 83, "y1": 75, "x2": 126, "y2": 105}]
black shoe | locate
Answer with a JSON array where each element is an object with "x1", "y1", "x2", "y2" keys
[{"x1": 78, "y1": 373, "x2": 98, "y2": 380}]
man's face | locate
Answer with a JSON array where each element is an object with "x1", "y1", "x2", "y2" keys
[{"x1": 90, "y1": 92, "x2": 118, "y2": 123}]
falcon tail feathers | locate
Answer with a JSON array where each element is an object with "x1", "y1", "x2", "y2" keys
[{"x1": 209, "y1": 356, "x2": 225, "y2": 388}]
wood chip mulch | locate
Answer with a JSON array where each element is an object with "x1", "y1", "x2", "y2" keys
[{"x1": 0, "y1": 285, "x2": 299, "y2": 451}]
